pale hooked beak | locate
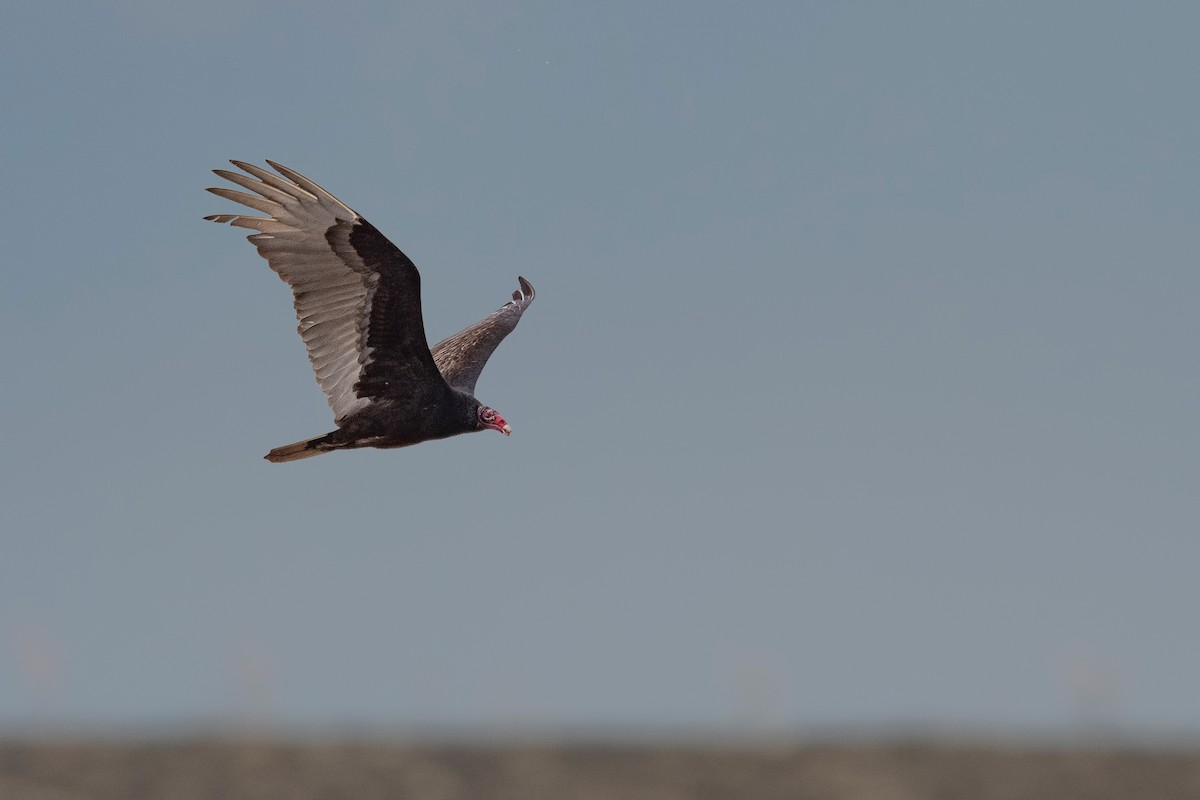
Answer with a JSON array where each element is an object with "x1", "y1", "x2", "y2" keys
[{"x1": 483, "y1": 411, "x2": 512, "y2": 436}]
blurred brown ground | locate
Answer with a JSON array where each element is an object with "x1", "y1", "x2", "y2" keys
[{"x1": 4, "y1": 738, "x2": 1200, "y2": 800}]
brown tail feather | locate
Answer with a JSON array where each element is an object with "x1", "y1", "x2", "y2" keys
[{"x1": 264, "y1": 432, "x2": 341, "y2": 463}]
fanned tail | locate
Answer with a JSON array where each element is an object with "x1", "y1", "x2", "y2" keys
[{"x1": 265, "y1": 432, "x2": 342, "y2": 463}]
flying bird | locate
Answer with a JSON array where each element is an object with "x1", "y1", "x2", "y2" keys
[{"x1": 205, "y1": 160, "x2": 535, "y2": 462}]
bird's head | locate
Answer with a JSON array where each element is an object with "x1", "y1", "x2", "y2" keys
[{"x1": 476, "y1": 405, "x2": 511, "y2": 436}]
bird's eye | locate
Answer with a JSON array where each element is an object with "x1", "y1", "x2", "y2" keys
[{"x1": 482, "y1": 408, "x2": 494, "y2": 421}]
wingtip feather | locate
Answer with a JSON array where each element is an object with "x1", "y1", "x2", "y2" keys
[{"x1": 266, "y1": 159, "x2": 319, "y2": 193}]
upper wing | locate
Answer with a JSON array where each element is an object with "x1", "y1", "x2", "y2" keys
[
  {"x1": 205, "y1": 160, "x2": 446, "y2": 423},
  {"x1": 431, "y1": 277, "x2": 536, "y2": 395}
]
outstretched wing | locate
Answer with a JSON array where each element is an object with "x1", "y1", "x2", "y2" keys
[
  {"x1": 431, "y1": 277, "x2": 536, "y2": 395},
  {"x1": 205, "y1": 160, "x2": 447, "y2": 424}
]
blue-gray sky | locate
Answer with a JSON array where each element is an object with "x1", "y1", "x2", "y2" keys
[{"x1": 2, "y1": 2, "x2": 1197, "y2": 735}]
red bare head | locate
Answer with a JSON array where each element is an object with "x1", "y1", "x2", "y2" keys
[{"x1": 477, "y1": 405, "x2": 511, "y2": 436}]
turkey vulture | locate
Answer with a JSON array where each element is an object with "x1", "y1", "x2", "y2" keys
[{"x1": 205, "y1": 160, "x2": 535, "y2": 462}]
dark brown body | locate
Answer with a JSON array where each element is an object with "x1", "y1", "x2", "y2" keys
[{"x1": 266, "y1": 391, "x2": 482, "y2": 462}]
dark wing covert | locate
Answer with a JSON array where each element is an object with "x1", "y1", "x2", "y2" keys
[{"x1": 204, "y1": 160, "x2": 447, "y2": 422}]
